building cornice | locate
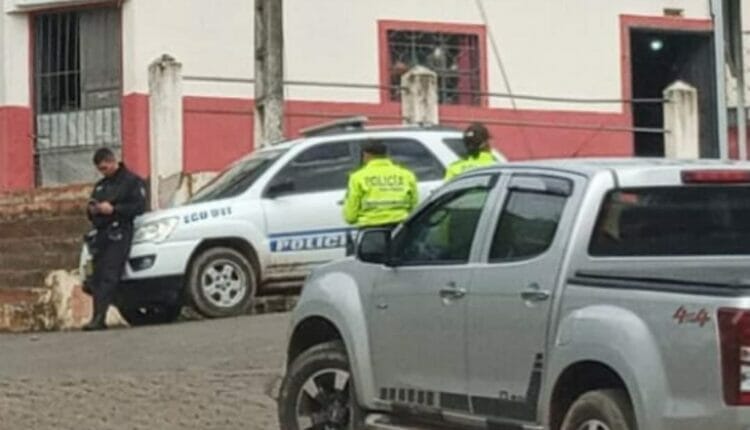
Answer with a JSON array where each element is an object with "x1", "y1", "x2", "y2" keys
[{"x1": 5, "y1": 0, "x2": 120, "y2": 14}]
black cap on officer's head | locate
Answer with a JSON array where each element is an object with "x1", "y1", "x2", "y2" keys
[
  {"x1": 362, "y1": 140, "x2": 387, "y2": 157},
  {"x1": 463, "y1": 122, "x2": 490, "y2": 152}
]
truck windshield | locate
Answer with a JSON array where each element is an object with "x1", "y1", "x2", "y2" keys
[
  {"x1": 189, "y1": 149, "x2": 286, "y2": 203},
  {"x1": 590, "y1": 186, "x2": 750, "y2": 256}
]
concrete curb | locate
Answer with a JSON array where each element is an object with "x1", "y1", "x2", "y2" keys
[
  {"x1": 45, "y1": 270, "x2": 128, "y2": 330},
  {"x1": 0, "y1": 270, "x2": 128, "y2": 333}
]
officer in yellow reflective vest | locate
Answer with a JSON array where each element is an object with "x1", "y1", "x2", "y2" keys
[
  {"x1": 444, "y1": 122, "x2": 498, "y2": 181},
  {"x1": 343, "y1": 141, "x2": 418, "y2": 253}
]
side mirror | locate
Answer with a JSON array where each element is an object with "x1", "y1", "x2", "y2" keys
[
  {"x1": 356, "y1": 229, "x2": 392, "y2": 265},
  {"x1": 266, "y1": 180, "x2": 295, "y2": 198}
]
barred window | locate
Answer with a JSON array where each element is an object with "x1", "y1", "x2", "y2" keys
[
  {"x1": 34, "y1": 8, "x2": 121, "y2": 114},
  {"x1": 387, "y1": 29, "x2": 483, "y2": 106},
  {"x1": 35, "y1": 12, "x2": 81, "y2": 114}
]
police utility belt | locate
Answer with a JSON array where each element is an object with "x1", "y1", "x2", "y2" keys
[{"x1": 83, "y1": 221, "x2": 126, "y2": 257}]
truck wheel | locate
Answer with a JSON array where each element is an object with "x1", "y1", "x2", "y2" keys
[
  {"x1": 561, "y1": 389, "x2": 636, "y2": 430},
  {"x1": 117, "y1": 303, "x2": 182, "y2": 326},
  {"x1": 278, "y1": 341, "x2": 364, "y2": 430},
  {"x1": 187, "y1": 247, "x2": 256, "y2": 318}
]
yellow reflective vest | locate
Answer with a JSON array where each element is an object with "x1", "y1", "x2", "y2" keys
[
  {"x1": 343, "y1": 158, "x2": 418, "y2": 227},
  {"x1": 444, "y1": 150, "x2": 497, "y2": 181}
]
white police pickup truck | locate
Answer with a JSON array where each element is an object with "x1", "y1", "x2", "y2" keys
[{"x1": 81, "y1": 118, "x2": 502, "y2": 325}]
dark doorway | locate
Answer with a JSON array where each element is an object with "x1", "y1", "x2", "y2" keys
[{"x1": 630, "y1": 30, "x2": 718, "y2": 157}]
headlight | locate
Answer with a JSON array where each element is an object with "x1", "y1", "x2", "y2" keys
[{"x1": 133, "y1": 217, "x2": 179, "y2": 244}]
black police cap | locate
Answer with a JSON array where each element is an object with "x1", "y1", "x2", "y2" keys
[
  {"x1": 464, "y1": 123, "x2": 490, "y2": 148},
  {"x1": 362, "y1": 140, "x2": 387, "y2": 156}
]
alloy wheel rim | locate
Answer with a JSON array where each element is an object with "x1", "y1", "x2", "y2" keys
[
  {"x1": 295, "y1": 368, "x2": 352, "y2": 430},
  {"x1": 200, "y1": 259, "x2": 247, "y2": 308},
  {"x1": 576, "y1": 419, "x2": 611, "y2": 430}
]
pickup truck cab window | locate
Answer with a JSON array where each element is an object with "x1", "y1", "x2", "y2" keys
[
  {"x1": 590, "y1": 186, "x2": 750, "y2": 256},
  {"x1": 394, "y1": 186, "x2": 489, "y2": 265},
  {"x1": 489, "y1": 175, "x2": 571, "y2": 262},
  {"x1": 490, "y1": 190, "x2": 567, "y2": 261}
]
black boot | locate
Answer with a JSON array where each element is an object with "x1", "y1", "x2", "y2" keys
[
  {"x1": 81, "y1": 279, "x2": 93, "y2": 296},
  {"x1": 83, "y1": 309, "x2": 107, "y2": 331}
]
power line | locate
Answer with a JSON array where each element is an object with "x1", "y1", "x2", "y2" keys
[
  {"x1": 440, "y1": 116, "x2": 668, "y2": 135},
  {"x1": 474, "y1": 0, "x2": 535, "y2": 157},
  {"x1": 474, "y1": 0, "x2": 516, "y2": 109},
  {"x1": 184, "y1": 76, "x2": 665, "y2": 104}
]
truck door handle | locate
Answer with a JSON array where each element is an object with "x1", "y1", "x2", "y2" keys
[
  {"x1": 521, "y1": 284, "x2": 550, "y2": 302},
  {"x1": 439, "y1": 283, "x2": 467, "y2": 300}
]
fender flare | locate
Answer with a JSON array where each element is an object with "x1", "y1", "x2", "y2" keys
[
  {"x1": 543, "y1": 305, "x2": 669, "y2": 430},
  {"x1": 290, "y1": 271, "x2": 377, "y2": 408}
]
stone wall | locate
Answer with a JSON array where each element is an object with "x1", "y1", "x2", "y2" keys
[{"x1": 0, "y1": 184, "x2": 109, "y2": 331}]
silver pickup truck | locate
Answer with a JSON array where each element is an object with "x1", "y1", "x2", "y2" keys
[{"x1": 277, "y1": 159, "x2": 750, "y2": 430}]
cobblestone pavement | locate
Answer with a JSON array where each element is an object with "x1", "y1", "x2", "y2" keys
[{"x1": 0, "y1": 312, "x2": 289, "y2": 430}]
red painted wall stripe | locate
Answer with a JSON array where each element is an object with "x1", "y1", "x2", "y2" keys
[
  {"x1": 121, "y1": 93, "x2": 150, "y2": 178},
  {"x1": 183, "y1": 97, "x2": 254, "y2": 172},
  {"x1": 178, "y1": 96, "x2": 635, "y2": 175},
  {"x1": 287, "y1": 99, "x2": 634, "y2": 160},
  {"x1": 0, "y1": 106, "x2": 34, "y2": 190}
]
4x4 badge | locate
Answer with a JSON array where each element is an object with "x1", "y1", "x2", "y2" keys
[{"x1": 673, "y1": 306, "x2": 710, "y2": 327}]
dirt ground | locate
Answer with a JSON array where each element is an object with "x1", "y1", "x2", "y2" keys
[{"x1": 0, "y1": 313, "x2": 289, "y2": 430}]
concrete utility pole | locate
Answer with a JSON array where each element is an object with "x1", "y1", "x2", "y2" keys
[
  {"x1": 712, "y1": 0, "x2": 730, "y2": 159},
  {"x1": 400, "y1": 66, "x2": 439, "y2": 125},
  {"x1": 254, "y1": 0, "x2": 285, "y2": 147},
  {"x1": 727, "y1": 0, "x2": 747, "y2": 160},
  {"x1": 664, "y1": 81, "x2": 700, "y2": 159},
  {"x1": 148, "y1": 54, "x2": 184, "y2": 210}
]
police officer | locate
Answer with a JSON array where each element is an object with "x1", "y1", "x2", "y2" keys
[
  {"x1": 343, "y1": 141, "x2": 418, "y2": 250},
  {"x1": 84, "y1": 148, "x2": 146, "y2": 331},
  {"x1": 444, "y1": 122, "x2": 498, "y2": 181}
]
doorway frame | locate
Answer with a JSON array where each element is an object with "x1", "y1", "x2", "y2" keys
[
  {"x1": 619, "y1": 15, "x2": 713, "y2": 153},
  {"x1": 28, "y1": 1, "x2": 124, "y2": 187}
]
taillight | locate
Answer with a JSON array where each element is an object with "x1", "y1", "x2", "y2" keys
[
  {"x1": 681, "y1": 170, "x2": 750, "y2": 184},
  {"x1": 718, "y1": 308, "x2": 750, "y2": 405}
]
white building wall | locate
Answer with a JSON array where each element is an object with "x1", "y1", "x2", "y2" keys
[
  {"x1": 0, "y1": 0, "x2": 5, "y2": 105},
  {"x1": 123, "y1": 0, "x2": 254, "y2": 98},
  {"x1": 0, "y1": 0, "x2": 256, "y2": 106},
  {"x1": 3, "y1": 0, "x2": 108, "y2": 13},
  {"x1": 2, "y1": 0, "x2": 114, "y2": 106},
  {"x1": 284, "y1": 0, "x2": 711, "y2": 112},
  {"x1": 0, "y1": 0, "x2": 718, "y2": 111},
  {"x1": 0, "y1": 10, "x2": 29, "y2": 106}
]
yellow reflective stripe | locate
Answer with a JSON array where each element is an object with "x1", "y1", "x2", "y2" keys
[{"x1": 362, "y1": 199, "x2": 411, "y2": 209}]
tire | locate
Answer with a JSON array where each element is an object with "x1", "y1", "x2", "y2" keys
[
  {"x1": 186, "y1": 247, "x2": 257, "y2": 318},
  {"x1": 561, "y1": 389, "x2": 636, "y2": 430},
  {"x1": 117, "y1": 302, "x2": 182, "y2": 326},
  {"x1": 278, "y1": 341, "x2": 364, "y2": 430}
]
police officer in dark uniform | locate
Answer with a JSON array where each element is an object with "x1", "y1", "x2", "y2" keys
[{"x1": 84, "y1": 148, "x2": 146, "y2": 331}]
